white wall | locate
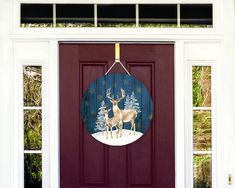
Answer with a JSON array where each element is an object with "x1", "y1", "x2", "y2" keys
[
  {"x1": 1, "y1": 0, "x2": 235, "y2": 188},
  {"x1": 220, "y1": 0, "x2": 235, "y2": 187},
  {"x1": 0, "y1": 0, "x2": 13, "y2": 188}
]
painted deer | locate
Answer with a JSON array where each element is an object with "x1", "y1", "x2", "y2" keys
[
  {"x1": 106, "y1": 88, "x2": 137, "y2": 135},
  {"x1": 102, "y1": 108, "x2": 123, "y2": 139}
]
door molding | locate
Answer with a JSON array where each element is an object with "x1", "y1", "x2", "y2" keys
[
  {"x1": 49, "y1": 41, "x2": 185, "y2": 188},
  {"x1": 12, "y1": 40, "x2": 221, "y2": 188}
]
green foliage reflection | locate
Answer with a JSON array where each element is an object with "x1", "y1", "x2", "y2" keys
[
  {"x1": 193, "y1": 111, "x2": 211, "y2": 151},
  {"x1": 24, "y1": 110, "x2": 42, "y2": 150},
  {"x1": 24, "y1": 154, "x2": 42, "y2": 188},
  {"x1": 24, "y1": 66, "x2": 42, "y2": 106},
  {"x1": 194, "y1": 155, "x2": 212, "y2": 188},
  {"x1": 21, "y1": 23, "x2": 211, "y2": 28},
  {"x1": 192, "y1": 66, "x2": 211, "y2": 107}
]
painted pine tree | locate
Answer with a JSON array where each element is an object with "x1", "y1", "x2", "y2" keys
[
  {"x1": 124, "y1": 94, "x2": 130, "y2": 109},
  {"x1": 130, "y1": 92, "x2": 141, "y2": 113},
  {"x1": 95, "y1": 101, "x2": 106, "y2": 132},
  {"x1": 124, "y1": 91, "x2": 141, "y2": 113}
]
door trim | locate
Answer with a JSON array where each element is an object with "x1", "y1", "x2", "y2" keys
[
  {"x1": 49, "y1": 41, "x2": 185, "y2": 188},
  {"x1": 13, "y1": 40, "x2": 220, "y2": 188}
]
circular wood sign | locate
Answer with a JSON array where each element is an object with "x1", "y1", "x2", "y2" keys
[{"x1": 81, "y1": 73, "x2": 153, "y2": 146}]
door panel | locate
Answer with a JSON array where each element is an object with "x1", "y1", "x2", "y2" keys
[{"x1": 60, "y1": 43, "x2": 174, "y2": 188}]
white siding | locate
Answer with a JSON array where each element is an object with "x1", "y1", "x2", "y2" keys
[{"x1": 0, "y1": 0, "x2": 234, "y2": 188}]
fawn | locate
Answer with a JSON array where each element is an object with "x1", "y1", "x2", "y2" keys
[{"x1": 102, "y1": 108, "x2": 123, "y2": 139}]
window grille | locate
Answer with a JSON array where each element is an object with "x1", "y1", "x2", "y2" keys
[{"x1": 20, "y1": 4, "x2": 213, "y2": 28}]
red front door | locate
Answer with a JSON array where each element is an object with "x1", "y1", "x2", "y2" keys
[{"x1": 59, "y1": 43, "x2": 175, "y2": 188}]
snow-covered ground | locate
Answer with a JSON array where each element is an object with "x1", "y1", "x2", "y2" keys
[{"x1": 91, "y1": 129, "x2": 143, "y2": 146}]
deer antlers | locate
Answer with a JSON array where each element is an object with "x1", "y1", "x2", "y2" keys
[
  {"x1": 117, "y1": 88, "x2": 125, "y2": 102},
  {"x1": 106, "y1": 88, "x2": 114, "y2": 101},
  {"x1": 106, "y1": 88, "x2": 125, "y2": 102}
]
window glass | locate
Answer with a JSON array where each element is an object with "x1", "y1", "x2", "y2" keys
[
  {"x1": 192, "y1": 66, "x2": 211, "y2": 107},
  {"x1": 56, "y1": 4, "x2": 94, "y2": 27},
  {"x1": 24, "y1": 154, "x2": 42, "y2": 188},
  {"x1": 23, "y1": 66, "x2": 42, "y2": 188},
  {"x1": 24, "y1": 110, "x2": 42, "y2": 150},
  {"x1": 181, "y1": 4, "x2": 213, "y2": 28},
  {"x1": 23, "y1": 66, "x2": 42, "y2": 106},
  {"x1": 97, "y1": 4, "x2": 136, "y2": 27},
  {"x1": 21, "y1": 4, "x2": 53, "y2": 27},
  {"x1": 193, "y1": 111, "x2": 211, "y2": 151},
  {"x1": 20, "y1": 3, "x2": 213, "y2": 28},
  {"x1": 194, "y1": 154, "x2": 212, "y2": 188},
  {"x1": 192, "y1": 66, "x2": 212, "y2": 188},
  {"x1": 139, "y1": 4, "x2": 177, "y2": 27}
]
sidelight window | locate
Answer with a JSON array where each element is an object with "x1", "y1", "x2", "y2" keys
[
  {"x1": 23, "y1": 66, "x2": 42, "y2": 188},
  {"x1": 192, "y1": 66, "x2": 212, "y2": 188}
]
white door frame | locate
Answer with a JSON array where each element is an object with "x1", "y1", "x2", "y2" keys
[
  {"x1": 12, "y1": 37, "x2": 222, "y2": 188},
  {"x1": 2, "y1": 0, "x2": 231, "y2": 187},
  {"x1": 45, "y1": 39, "x2": 220, "y2": 188}
]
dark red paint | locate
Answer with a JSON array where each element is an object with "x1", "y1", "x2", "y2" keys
[{"x1": 60, "y1": 43, "x2": 175, "y2": 188}]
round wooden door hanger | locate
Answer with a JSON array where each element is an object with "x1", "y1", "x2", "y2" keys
[{"x1": 81, "y1": 73, "x2": 153, "y2": 146}]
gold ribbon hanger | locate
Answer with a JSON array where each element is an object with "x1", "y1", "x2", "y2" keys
[{"x1": 105, "y1": 43, "x2": 131, "y2": 76}]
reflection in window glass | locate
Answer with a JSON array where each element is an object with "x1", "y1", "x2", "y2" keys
[
  {"x1": 97, "y1": 4, "x2": 136, "y2": 27},
  {"x1": 21, "y1": 4, "x2": 53, "y2": 27},
  {"x1": 192, "y1": 65, "x2": 212, "y2": 188},
  {"x1": 194, "y1": 154, "x2": 212, "y2": 188},
  {"x1": 24, "y1": 154, "x2": 42, "y2": 188},
  {"x1": 20, "y1": 3, "x2": 214, "y2": 28},
  {"x1": 193, "y1": 111, "x2": 211, "y2": 151},
  {"x1": 23, "y1": 66, "x2": 42, "y2": 188},
  {"x1": 24, "y1": 110, "x2": 42, "y2": 150},
  {"x1": 139, "y1": 4, "x2": 177, "y2": 27},
  {"x1": 192, "y1": 66, "x2": 211, "y2": 107},
  {"x1": 23, "y1": 66, "x2": 42, "y2": 106},
  {"x1": 181, "y1": 4, "x2": 213, "y2": 28},
  {"x1": 56, "y1": 4, "x2": 94, "y2": 27}
]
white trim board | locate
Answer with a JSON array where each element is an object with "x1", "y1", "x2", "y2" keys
[
  {"x1": 3, "y1": 1, "x2": 233, "y2": 188},
  {"x1": 12, "y1": 40, "x2": 222, "y2": 188},
  {"x1": 16, "y1": 0, "x2": 216, "y2": 4}
]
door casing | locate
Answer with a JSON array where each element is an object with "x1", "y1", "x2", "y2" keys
[{"x1": 12, "y1": 40, "x2": 220, "y2": 188}]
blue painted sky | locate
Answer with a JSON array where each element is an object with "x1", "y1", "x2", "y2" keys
[{"x1": 81, "y1": 73, "x2": 153, "y2": 134}]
